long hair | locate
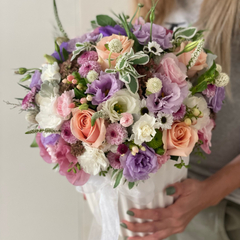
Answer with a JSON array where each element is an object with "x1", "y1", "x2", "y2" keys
[{"x1": 133, "y1": 0, "x2": 240, "y2": 77}]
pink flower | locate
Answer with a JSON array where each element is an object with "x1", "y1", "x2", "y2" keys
[
  {"x1": 78, "y1": 61, "x2": 101, "y2": 77},
  {"x1": 158, "y1": 53, "x2": 187, "y2": 88},
  {"x1": 198, "y1": 119, "x2": 215, "y2": 154},
  {"x1": 107, "y1": 152, "x2": 122, "y2": 169},
  {"x1": 61, "y1": 121, "x2": 78, "y2": 144},
  {"x1": 57, "y1": 90, "x2": 75, "y2": 118},
  {"x1": 77, "y1": 51, "x2": 98, "y2": 65},
  {"x1": 120, "y1": 113, "x2": 134, "y2": 127},
  {"x1": 36, "y1": 133, "x2": 52, "y2": 164},
  {"x1": 106, "y1": 123, "x2": 128, "y2": 145},
  {"x1": 202, "y1": 84, "x2": 216, "y2": 98},
  {"x1": 22, "y1": 87, "x2": 37, "y2": 110},
  {"x1": 173, "y1": 104, "x2": 186, "y2": 121},
  {"x1": 134, "y1": 17, "x2": 145, "y2": 26},
  {"x1": 157, "y1": 154, "x2": 170, "y2": 168}
]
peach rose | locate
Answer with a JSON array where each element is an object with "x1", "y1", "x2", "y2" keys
[
  {"x1": 162, "y1": 122, "x2": 198, "y2": 157},
  {"x1": 95, "y1": 34, "x2": 134, "y2": 69},
  {"x1": 174, "y1": 41, "x2": 208, "y2": 78},
  {"x1": 70, "y1": 108, "x2": 106, "y2": 148}
]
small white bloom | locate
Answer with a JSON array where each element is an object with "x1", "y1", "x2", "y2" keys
[
  {"x1": 147, "y1": 41, "x2": 163, "y2": 56},
  {"x1": 132, "y1": 114, "x2": 160, "y2": 145},
  {"x1": 108, "y1": 39, "x2": 123, "y2": 53},
  {"x1": 86, "y1": 70, "x2": 99, "y2": 83},
  {"x1": 216, "y1": 64, "x2": 222, "y2": 73},
  {"x1": 102, "y1": 89, "x2": 140, "y2": 122},
  {"x1": 146, "y1": 77, "x2": 162, "y2": 94},
  {"x1": 78, "y1": 143, "x2": 109, "y2": 175},
  {"x1": 184, "y1": 95, "x2": 210, "y2": 130},
  {"x1": 25, "y1": 110, "x2": 39, "y2": 124},
  {"x1": 41, "y1": 62, "x2": 61, "y2": 83},
  {"x1": 215, "y1": 72, "x2": 229, "y2": 87},
  {"x1": 86, "y1": 95, "x2": 93, "y2": 101},
  {"x1": 157, "y1": 112, "x2": 173, "y2": 130}
]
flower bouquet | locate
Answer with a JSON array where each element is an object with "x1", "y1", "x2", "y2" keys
[{"x1": 11, "y1": 1, "x2": 229, "y2": 239}]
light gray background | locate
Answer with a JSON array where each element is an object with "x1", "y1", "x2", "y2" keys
[{"x1": 0, "y1": 0, "x2": 130, "y2": 239}]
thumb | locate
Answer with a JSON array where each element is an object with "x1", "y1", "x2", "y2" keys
[{"x1": 165, "y1": 181, "x2": 185, "y2": 198}]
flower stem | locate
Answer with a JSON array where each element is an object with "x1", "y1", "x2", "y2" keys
[{"x1": 108, "y1": 51, "x2": 112, "y2": 69}]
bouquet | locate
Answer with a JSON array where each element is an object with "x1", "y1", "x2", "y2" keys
[{"x1": 11, "y1": 1, "x2": 229, "y2": 237}]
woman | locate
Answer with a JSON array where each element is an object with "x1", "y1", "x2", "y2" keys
[{"x1": 121, "y1": 0, "x2": 240, "y2": 239}]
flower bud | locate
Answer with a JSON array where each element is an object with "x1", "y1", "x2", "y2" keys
[
  {"x1": 192, "y1": 108, "x2": 200, "y2": 117},
  {"x1": 67, "y1": 75, "x2": 74, "y2": 82},
  {"x1": 20, "y1": 74, "x2": 31, "y2": 82},
  {"x1": 131, "y1": 151, "x2": 136, "y2": 156},
  {"x1": 15, "y1": 68, "x2": 27, "y2": 75},
  {"x1": 44, "y1": 54, "x2": 57, "y2": 64},
  {"x1": 72, "y1": 79, "x2": 78, "y2": 84},
  {"x1": 184, "y1": 118, "x2": 192, "y2": 126},
  {"x1": 132, "y1": 146, "x2": 139, "y2": 153},
  {"x1": 191, "y1": 118, "x2": 197, "y2": 125},
  {"x1": 140, "y1": 146, "x2": 146, "y2": 151},
  {"x1": 86, "y1": 95, "x2": 93, "y2": 101},
  {"x1": 80, "y1": 98, "x2": 87, "y2": 104},
  {"x1": 199, "y1": 112, "x2": 204, "y2": 118},
  {"x1": 56, "y1": 37, "x2": 69, "y2": 46},
  {"x1": 138, "y1": 3, "x2": 144, "y2": 7},
  {"x1": 62, "y1": 79, "x2": 67, "y2": 84},
  {"x1": 68, "y1": 103, "x2": 75, "y2": 108}
]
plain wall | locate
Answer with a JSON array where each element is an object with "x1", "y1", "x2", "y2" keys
[{"x1": 0, "y1": 0, "x2": 129, "y2": 239}]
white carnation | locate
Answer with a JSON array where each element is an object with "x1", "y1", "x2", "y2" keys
[
  {"x1": 102, "y1": 89, "x2": 140, "y2": 123},
  {"x1": 78, "y1": 143, "x2": 109, "y2": 175},
  {"x1": 215, "y1": 73, "x2": 229, "y2": 87},
  {"x1": 146, "y1": 77, "x2": 162, "y2": 93},
  {"x1": 132, "y1": 114, "x2": 160, "y2": 145},
  {"x1": 41, "y1": 62, "x2": 61, "y2": 83},
  {"x1": 35, "y1": 96, "x2": 64, "y2": 130},
  {"x1": 184, "y1": 95, "x2": 210, "y2": 130}
]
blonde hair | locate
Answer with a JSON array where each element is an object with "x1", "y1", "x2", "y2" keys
[{"x1": 133, "y1": 0, "x2": 240, "y2": 77}]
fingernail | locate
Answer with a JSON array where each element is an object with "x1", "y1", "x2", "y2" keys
[
  {"x1": 166, "y1": 186, "x2": 176, "y2": 195},
  {"x1": 127, "y1": 210, "x2": 134, "y2": 216},
  {"x1": 120, "y1": 223, "x2": 128, "y2": 229}
]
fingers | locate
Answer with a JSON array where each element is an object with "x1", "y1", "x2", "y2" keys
[
  {"x1": 128, "y1": 207, "x2": 172, "y2": 221},
  {"x1": 128, "y1": 235, "x2": 156, "y2": 240},
  {"x1": 165, "y1": 182, "x2": 184, "y2": 198}
]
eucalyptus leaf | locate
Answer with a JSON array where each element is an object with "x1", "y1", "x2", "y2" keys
[
  {"x1": 127, "y1": 75, "x2": 139, "y2": 94},
  {"x1": 114, "y1": 170, "x2": 123, "y2": 188},
  {"x1": 128, "y1": 182, "x2": 135, "y2": 190}
]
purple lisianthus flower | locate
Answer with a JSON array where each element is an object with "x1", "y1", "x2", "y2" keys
[
  {"x1": 85, "y1": 72, "x2": 124, "y2": 105},
  {"x1": 133, "y1": 23, "x2": 173, "y2": 49},
  {"x1": 41, "y1": 133, "x2": 61, "y2": 148},
  {"x1": 173, "y1": 104, "x2": 186, "y2": 121},
  {"x1": 30, "y1": 70, "x2": 42, "y2": 90},
  {"x1": 99, "y1": 25, "x2": 127, "y2": 37},
  {"x1": 52, "y1": 42, "x2": 69, "y2": 61},
  {"x1": 208, "y1": 87, "x2": 225, "y2": 113},
  {"x1": 146, "y1": 74, "x2": 188, "y2": 114},
  {"x1": 120, "y1": 144, "x2": 159, "y2": 182}
]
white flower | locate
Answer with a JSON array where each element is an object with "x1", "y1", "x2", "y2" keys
[
  {"x1": 216, "y1": 64, "x2": 222, "y2": 73},
  {"x1": 86, "y1": 70, "x2": 99, "y2": 83},
  {"x1": 78, "y1": 143, "x2": 109, "y2": 175},
  {"x1": 146, "y1": 77, "x2": 162, "y2": 93},
  {"x1": 102, "y1": 89, "x2": 140, "y2": 123},
  {"x1": 25, "y1": 110, "x2": 39, "y2": 124},
  {"x1": 41, "y1": 62, "x2": 61, "y2": 83},
  {"x1": 184, "y1": 95, "x2": 210, "y2": 130},
  {"x1": 157, "y1": 112, "x2": 173, "y2": 130},
  {"x1": 132, "y1": 114, "x2": 160, "y2": 145},
  {"x1": 108, "y1": 39, "x2": 123, "y2": 53},
  {"x1": 144, "y1": 41, "x2": 163, "y2": 56},
  {"x1": 35, "y1": 96, "x2": 64, "y2": 130},
  {"x1": 215, "y1": 72, "x2": 229, "y2": 87}
]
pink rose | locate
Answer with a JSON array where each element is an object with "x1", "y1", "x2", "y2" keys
[
  {"x1": 36, "y1": 133, "x2": 52, "y2": 164},
  {"x1": 95, "y1": 34, "x2": 134, "y2": 69},
  {"x1": 70, "y1": 108, "x2": 106, "y2": 148},
  {"x1": 174, "y1": 41, "x2": 208, "y2": 78},
  {"x1": 198, "y1": 119, "x2": 215, "y2": 154},
  {"x1": 158, "y1": 53, "x2": 187, "y2": 87},
  {"x1": 162, "y1": 122, "x2": 198, "y2": 157},
  {"x1": 120, "y1": 113, "x2": 134, "y2": 127},
  {"x1": 57, "y1": 90, "x2": 75, "y2": 118}
]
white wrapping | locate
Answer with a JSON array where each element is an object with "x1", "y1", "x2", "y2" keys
[{"x1": 76, "y1": 157, "x2": 189, "y2": 239}]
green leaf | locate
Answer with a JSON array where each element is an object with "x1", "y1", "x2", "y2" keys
[
  {"x1": 18, "y1": 83, "x2": 31, "y2": 90},
  {"x1": 129, "y1": 54, "x2": 149, "y2": 65},
  {"x1": 78, "y1": 103, "x2": 89, "y2": 110},
  {"x1": 120, "y1": 73, "x2": 131, "y2": 84},
  {"x1": 62, "y1": 47, "x2": 69, "y2": 61},
  {"x1": 96, "y1": 15, "x2": 117, "y2": 27},
  {"x1": 127, "y1": 75, "x2": 139, "y2": 94},
  {"x1": 170, "y1": 156, "x2": 179, "y2": 161},
  {"x1": 118, "y1": 57, "x2": 128, "y2": 69},
  {"x1": 91, "y1": 20, "x2": 99, "y2": 29},
  {"x1": 114, "y1": 170, "x2": 123, "y2": 188},
  {"x1": 91, "y1": 112, "x2": 99, "y2": 126},
  {"x1": 104, "y1": 43, "x2": 110, "y2": 51},
  {"x1": 30, "y1": 135, "x2": 38, "y2": 148},
  {"x1": 15, "y1": 98, "x2": 24, "y2": 101},
  {"x1": 175, "y1": 27, "x2": 197, "y2": 39},
  {"x1": 53, "y1": 164, "x2": 59, "y2": 170},
  {"x1": 128, "y1": 182, "x2": 135, "y2": 190},
  {"x1": 174, "y1": 159, "x2": 190, "y2": 169},
  {"x1": 20, "y1": 74, "x2": 31, "y2": 82},
  {"x1": 74, "y1": 88, "x2": 85, "y2": 99},
  {"x1": 111, "y1": 169, "x2": 118, "y2": 178}
]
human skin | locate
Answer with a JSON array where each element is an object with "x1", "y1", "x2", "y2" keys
[{"x1": 121, "y1": 155, "x2": 240, "y2": 240}]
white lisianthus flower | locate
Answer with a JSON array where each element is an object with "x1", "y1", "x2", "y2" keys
[
  {"x1": 35, "y1": 96, "x2": 64, "y2": 130},
  {"x1": 41, "y1": 62, "x2": 61, "y2": 83},
  {"x1": 132, "y1": 113, "x2": 160, "y2": 145},
  {"x1": 146, "y1": 77, "x2": 162, "y2": 93},
  {"x1": 108, "y1": 39, "x2": 123, "y2": 53},
  {"x1": 184, "y1": 95, "x2": 210, "y2": 130},
  {"x1": 86, "y1": 70, "x2": 99, "y2": 83},
  {"x1": 78, "y1": 143, "x2": 109, "y2": 175},
  {"x1": 102, "y1": 89, "x2": 140, "y2": 123}
]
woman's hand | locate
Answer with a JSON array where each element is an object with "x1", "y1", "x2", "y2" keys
[{"x1": 121, "y1": 179, "x2": 211, "y2": 240}]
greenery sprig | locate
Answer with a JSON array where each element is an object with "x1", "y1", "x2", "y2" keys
[{"x1": 25, "y1": 128, "x2": 61, "y2": 134}]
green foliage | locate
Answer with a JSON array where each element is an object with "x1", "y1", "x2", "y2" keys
[
  {"x1": 174, "y1": 159, "x2": 190, "y2": 169},
  {"x1": 146, "y1": 129, "x2": 163, "y2": 149},
  {"x1": 20, "y1": 74, "x2": 31, "y2": 82},
  {"x1": 74, "y1": 88, "x2": 86, "y2": 99},
  {"x1": 156, "y1": 148, "x2": 165, "y2": 155},
  {"x1": 30, "y1": 135, "x2": 38, "y2": 148},
  {"x1": 62, "y1": 48, "x2": 69, "y2": 61},
  {"x1": 128, "y1": 182, "x2": 135, "y2": 190},
  {"x1": 25, "y1": 128, "x2": 61, "y2": 135},
  {"x1": 114, "y1": 170, "x2": 123, "y2": 188},
  {"x1": 52, "y1": 164, "x2": 59, "y2": 170},
  {"x1": 96, "y1": 15, "x2": 117, "y2": 27},
  {"x1": 174, "y1": 27, "x2": 197, "y2": 40},
  {"x1": 18, "y1": 83, "x2": 31, "y2": 90},
  {"x1": 176, "y1": 40, "x2": 201, "y2": 56},
  {"x1": 170, "y1": 156, "x2": 179, "y2": 161}
]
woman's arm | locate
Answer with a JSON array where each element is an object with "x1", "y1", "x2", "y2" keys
[{"x1": 121, "y1": 155, "x2": 240, "y2": 240}]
